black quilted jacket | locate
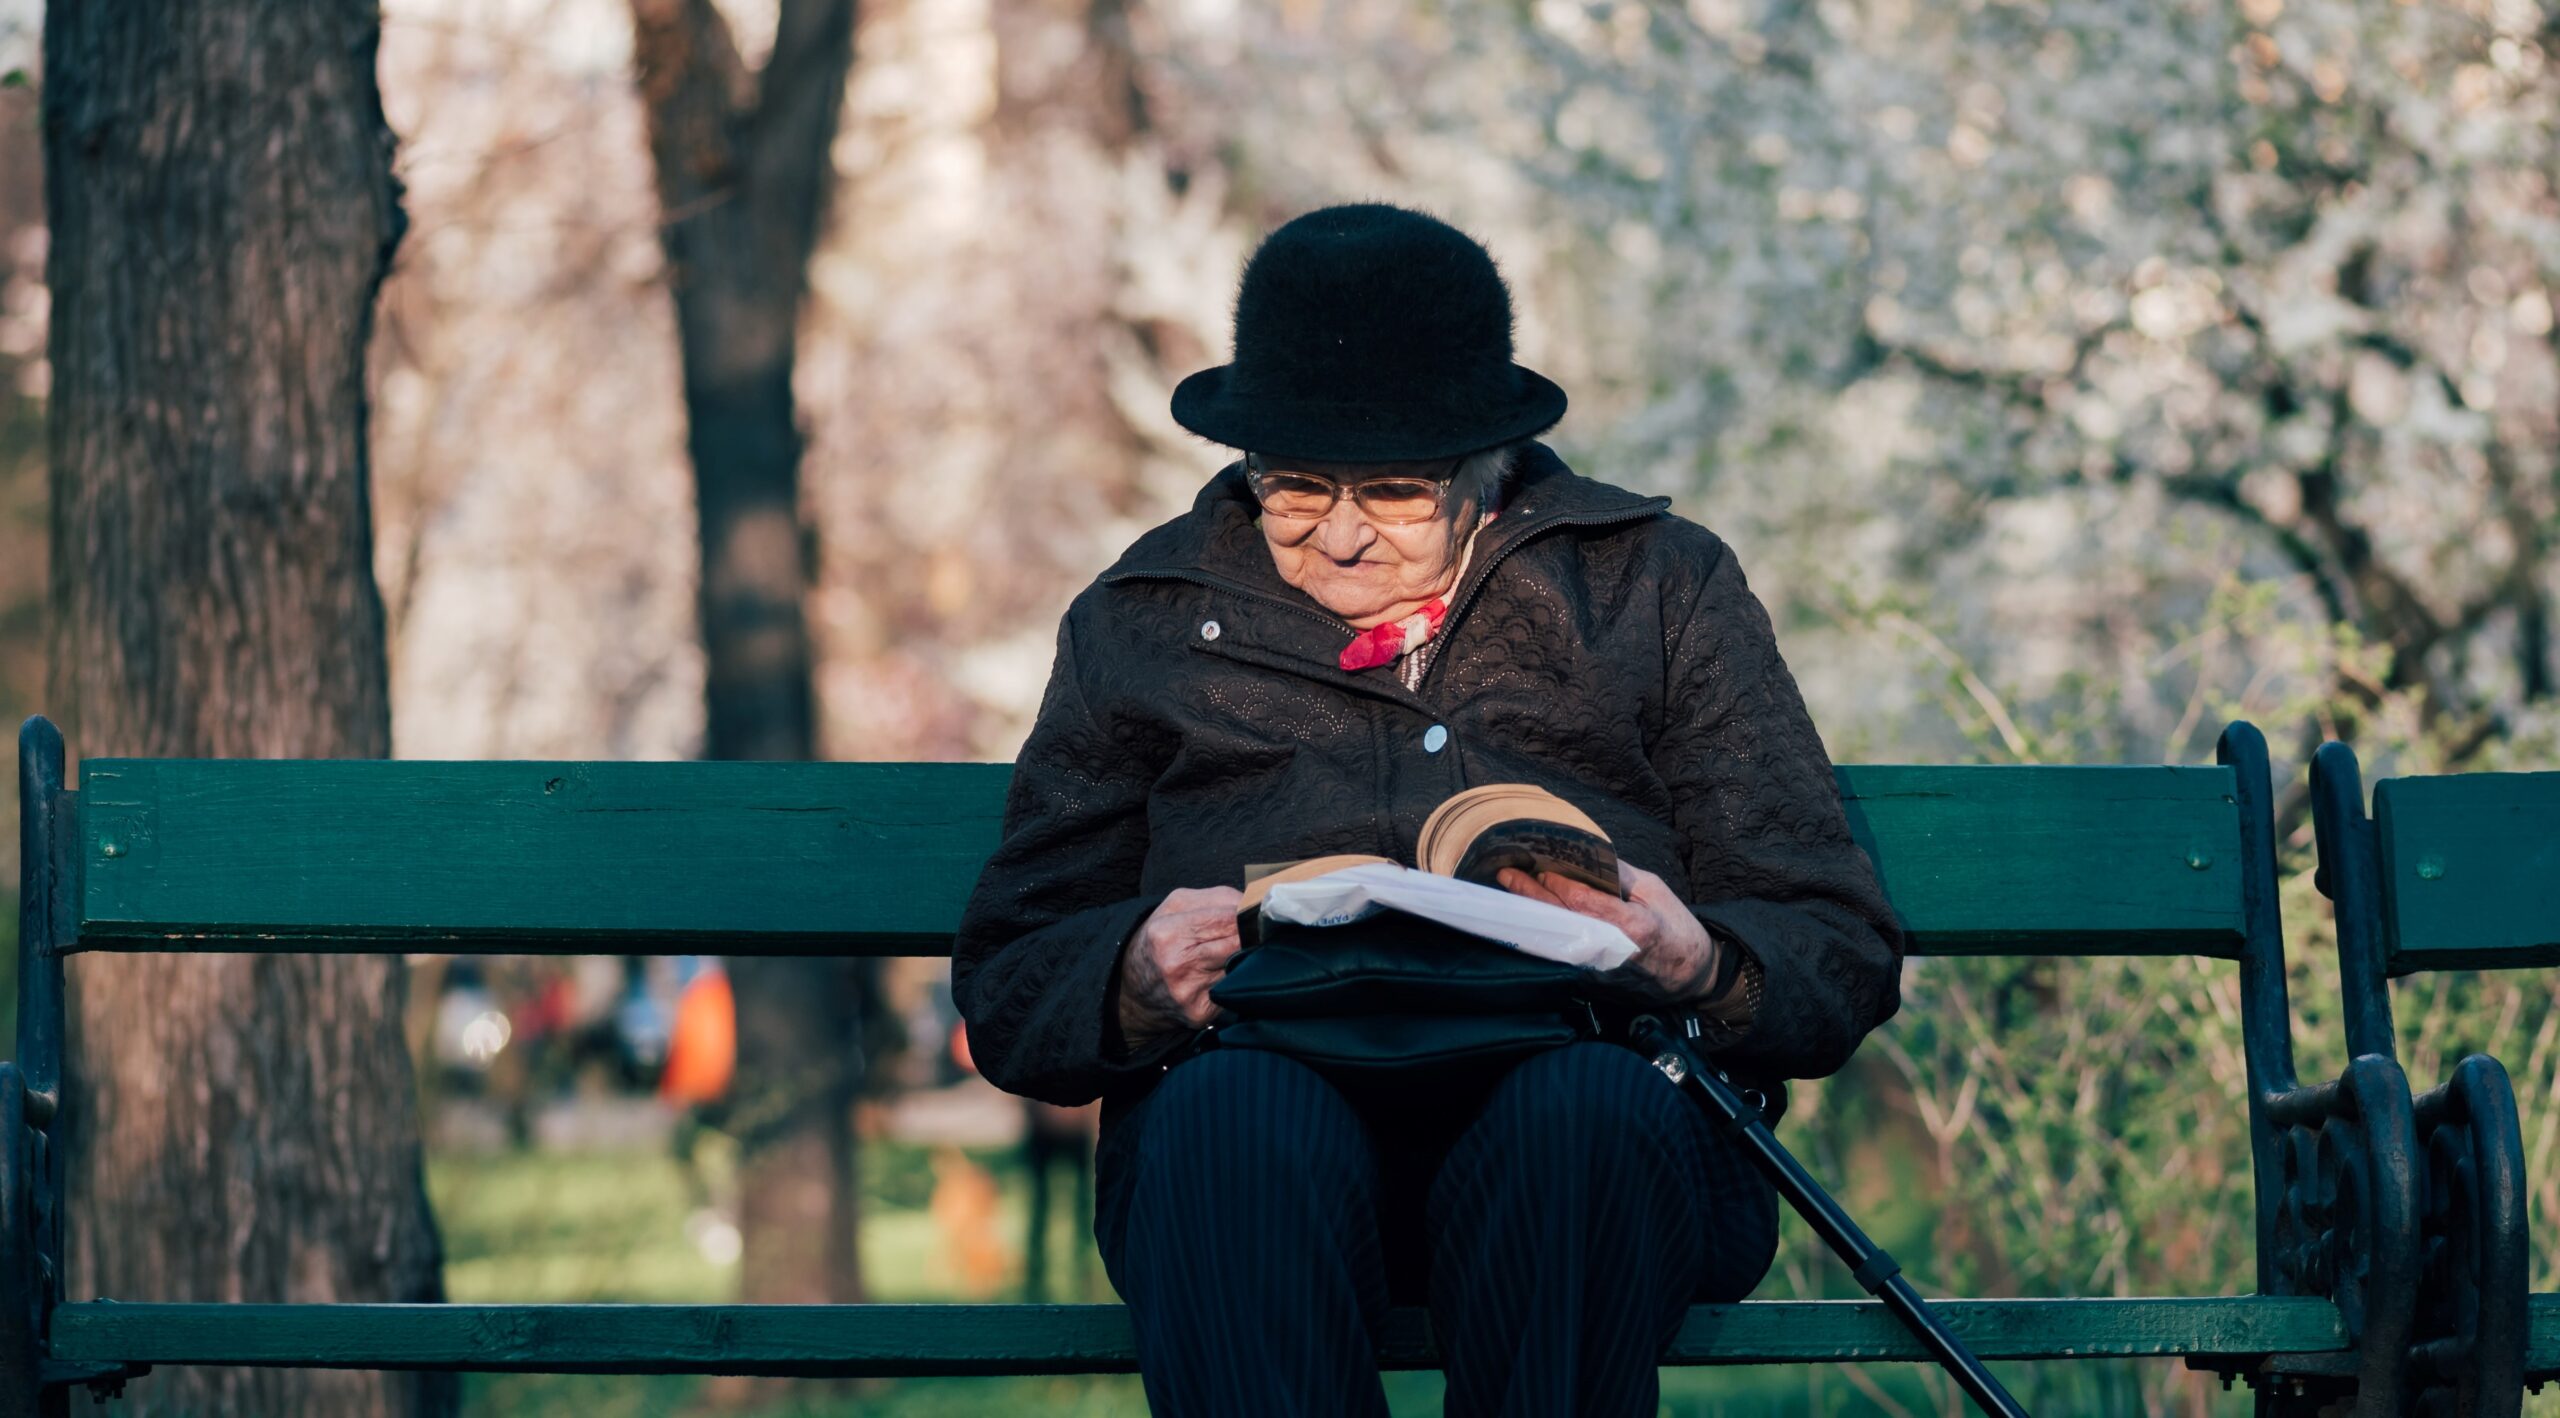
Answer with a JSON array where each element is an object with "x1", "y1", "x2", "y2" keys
[{"x1": 953, "y1": 443, "x2": 1904, "y2": 1160}]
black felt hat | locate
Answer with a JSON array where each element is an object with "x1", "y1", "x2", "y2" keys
[{"x1": 1170, "y1": 203, "x2": 1567, "y2": 463}]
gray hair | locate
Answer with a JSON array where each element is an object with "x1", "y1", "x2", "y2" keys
[{"x1": 1453, "y1": 441, "x2": 1521, "y2": 516}]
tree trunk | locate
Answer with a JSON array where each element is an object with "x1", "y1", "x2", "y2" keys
[
  {"x1": 805, "y1": 0, "x2": 1185, "y2": 759},
  {"x1": 629, "y1": 0, "x2": 871, "y2": 1322},
  {"x1": 41, "y1": 4, "x2": 451, "y2": 1416}
]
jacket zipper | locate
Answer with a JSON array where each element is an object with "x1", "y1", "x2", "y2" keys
[{"x1": 1418, "y1": 499, "x2": 1670, "y2": 692}]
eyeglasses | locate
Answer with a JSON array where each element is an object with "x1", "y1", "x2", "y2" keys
[{"x1": 1245, "y1": 452, "x2": 1463, "y2": 525}]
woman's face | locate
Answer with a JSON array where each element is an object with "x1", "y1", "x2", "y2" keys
[{"x1": 1257, "y1": 458, "x2": 1476, "y2": 629}]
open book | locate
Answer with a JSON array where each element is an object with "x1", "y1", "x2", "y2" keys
[
  {"x1": 1240, "y1": 783, "x2": 1625, "y2": 910},
  {"x1": 1235, "y1": 784, "x2": 1641, "y2": 970}
]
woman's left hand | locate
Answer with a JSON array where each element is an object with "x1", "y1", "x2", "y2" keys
[{"x1": 1496, "y1": 859, "x2": 1721, "y2": 1003}]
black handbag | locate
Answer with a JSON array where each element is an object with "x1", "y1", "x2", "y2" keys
[{"x1": 1197, "y1": 907, "x2": 1640, "y2": 1086}]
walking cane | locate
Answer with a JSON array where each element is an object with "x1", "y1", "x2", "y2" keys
[{"x1": 1627, "y1": 1014, "x2": 2032, "y2": 1418}]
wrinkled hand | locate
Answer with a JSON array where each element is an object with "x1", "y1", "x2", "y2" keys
[
  {"x1": 1117, "y1": 886, "x2": 1245, "y2": 1048},
  {"x1": 1496, "y1": 859, "x2": 1721, "y2": 1003}
]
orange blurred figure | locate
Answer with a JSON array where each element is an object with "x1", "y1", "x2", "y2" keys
[
  {"x1": 659, "y1": 964, "x2": 735, "y2": 1105},
  {"x1": 929, "y1": 1145, "x2": 1011, "y2": 1296}
]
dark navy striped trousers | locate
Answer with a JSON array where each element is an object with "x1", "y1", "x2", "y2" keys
[{"x1": 1094, "y1": 1041, "x2": 1780, "y2": 1417}]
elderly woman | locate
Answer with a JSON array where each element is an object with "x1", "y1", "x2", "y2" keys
[{"x1": 955, "y1": 204, "x2": 1903, "y2": 1417}]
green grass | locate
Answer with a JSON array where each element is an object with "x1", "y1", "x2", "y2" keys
[
  {"x1": 434, "y1": 1139, "x2": 1163, "y2": 1415},
  {"x1": 428, "y1": 1132, "x2": 2208, "y2": 1417}
]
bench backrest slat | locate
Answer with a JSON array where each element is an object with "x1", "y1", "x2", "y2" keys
[
  {"x1": 2374, "y1": 772, "x2": 2560, "y2": 973},
  {"x1": 74, "y1": 760, "x2": 1013, "y2": 954},
  {"x1": 69, "y1": 760, "x2": 2247, "y2": 958}
]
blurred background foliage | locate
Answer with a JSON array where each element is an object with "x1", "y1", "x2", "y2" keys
[{"x1": 0, "y1": 0, "x2": 2556, "y2": 1413}]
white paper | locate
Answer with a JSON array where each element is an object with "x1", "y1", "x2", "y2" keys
[{"x1": 1259, "y1": 862, "x2": 1641, "y2": 971}]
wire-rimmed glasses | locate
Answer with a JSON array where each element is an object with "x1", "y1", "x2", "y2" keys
[{"x1": 1245, "y1": 452, "x2": 1463, "y2": 524}]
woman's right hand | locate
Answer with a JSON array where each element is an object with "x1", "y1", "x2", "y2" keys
[{"x1": 1117, "y1": 886, "x2": 1245, "y2": 1047}]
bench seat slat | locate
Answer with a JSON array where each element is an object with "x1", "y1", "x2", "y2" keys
[
  {"x1": 70, "y1": 761, "x2": 2248, "y2": 958},
  {"x1": 46, "y1": 1298, "x2": 2343, "y2": 1374}
]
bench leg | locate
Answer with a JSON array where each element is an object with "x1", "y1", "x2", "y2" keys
[
  {"x1": 2409, "y1": 1055, "x2": 2528, "y2": 1417},
  {"x1": 2310, "y1": 741, "x2": 2532, "y2": 1415},
  {"x1": 10, "y1": 719, "x2": 76, "y2": 1415},
  {"x1": 2225, "y1": 725, "x2": 2419, "y2": 1415},
  {"x1": 0, "y1": 1063, "x2": 36, "y2": 1414},
  {"x1": 0, "y1": 1064, "x2": 75, "y2": 1417},
  {"x1": 2261, "y1": 1052, "x2": 2422, "y2": 1416}
]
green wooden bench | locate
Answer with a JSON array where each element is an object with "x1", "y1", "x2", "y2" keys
[
  {"x1": 2309, "y1": 743, "x2": 2551, "y2": 1414},
  {"x1": 0, "y1": 717, "x2": 2433, "y2": 1413}
]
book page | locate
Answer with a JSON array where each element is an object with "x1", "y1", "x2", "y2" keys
[
  {"x1": 1259, "y1": 862, "x2": 1640, "y2": 970},
  {"x1": 1239, "y1": 853, "x2": 1397, "y2": 911}
]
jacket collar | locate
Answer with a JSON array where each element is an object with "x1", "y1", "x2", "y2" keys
[{"x1": 1099, "y1": 441, "x2": 1669, "y2": 602}]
